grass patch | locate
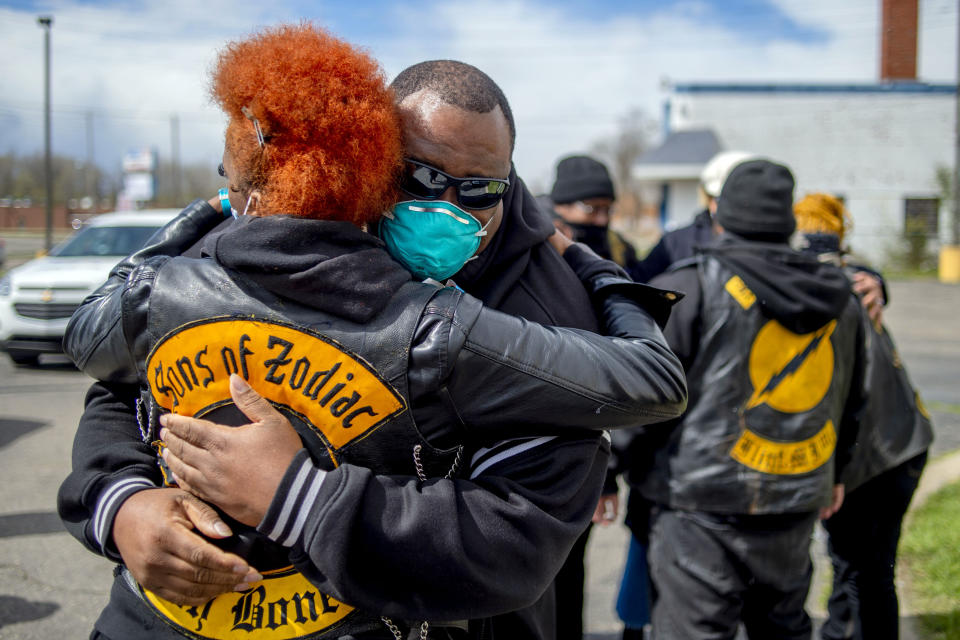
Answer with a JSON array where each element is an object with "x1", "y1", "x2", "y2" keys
[
  {"x1": 818, "y1": 561, "x2": 833, "y2": 611},
  {"x1": 882, "y1": 268, "x2": 940, "y2": 280},
  {"x1": 900, "y1": 480, "x2": 960, "y2": 639},
  {"x1": 929, "y1": 401, "x2": 960, "y2": 416}
]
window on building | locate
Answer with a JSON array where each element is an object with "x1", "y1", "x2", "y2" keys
[{"x1": 904, "y1": 197, "x2": 939, "y2": 237}]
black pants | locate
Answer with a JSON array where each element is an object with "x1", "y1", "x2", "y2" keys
[
  {"x1": 648, "y1": 508, "x2": 817, "y2": 640},
  {"x1": 821, "y1": 452, "x2": 927, "y2": 640},
  {"x1": 555, "y1": 524, "x2": 592, "y2": 640}
]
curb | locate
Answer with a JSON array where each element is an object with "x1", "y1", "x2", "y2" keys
[{"x1": 909, "y1": 448, "x2": 960, "y2": 508}]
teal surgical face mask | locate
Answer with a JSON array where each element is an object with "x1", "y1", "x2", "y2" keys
[{"x1": 379, "y1": 200, "x2": 491, "y2": 281}]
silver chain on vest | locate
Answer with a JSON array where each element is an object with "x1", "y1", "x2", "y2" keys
[
  {"x1": 380, "y1": 617, "x2": 429, "y2": 640},
  {"x1": 379, "y1": 443, "x2": 465, "y2": 639}
]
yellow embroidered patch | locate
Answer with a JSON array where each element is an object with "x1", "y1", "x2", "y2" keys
[
  {"x1": 724, "y1": 275, "x2": 756, "y2": 310},
  {"x1": 745, "y1": 319, "x2": 837, "y2": 413},
  {"x1": 730, "y1": 420, "x2": 837, "y2": 475},
  {"x1": 146, "y1": 317, "x2": 405, "y2": 451},
  {"x1": 143, "y1": 566, "x2": 354, "y2": 639}
]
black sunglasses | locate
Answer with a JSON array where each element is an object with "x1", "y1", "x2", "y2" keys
[{"x1": 400, "y1": 158, "x2": 509, "y2": 210}]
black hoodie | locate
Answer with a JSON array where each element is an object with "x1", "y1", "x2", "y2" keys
[
  {"x1": 651, "y1": 233, "x2": 852, "y2": 370},
  {"x1": 451, "y1": 168, "x2": 602, "y2": 640},
  {"x1": 452, "y1": 167, "x2": 599, "y2": 333},
  {"x1": 701, "y1": 233, "x2": 852, "y2": 334}
]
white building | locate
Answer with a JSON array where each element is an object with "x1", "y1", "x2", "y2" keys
[
  {"x1": 634, "y1": 82, "x2": 955, "y2": 266},
  {"x1": 632, "y1": 0, "x2": 957, "y2": 267}
]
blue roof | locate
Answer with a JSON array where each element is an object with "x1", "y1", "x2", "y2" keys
[{"x1": 673, "y1": 82, "x2": 956, "y2": 95}]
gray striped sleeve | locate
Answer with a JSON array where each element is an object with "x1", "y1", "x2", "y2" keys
[{"x1": 257, "y1": 449, "x2": 326, "y2": 547}]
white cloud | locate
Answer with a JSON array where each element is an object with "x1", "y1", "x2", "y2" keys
[
  {"x1": 0, "y1": 0, "x2": 292, "y2": 172},
  {"x1": 367, "y1": 0, "x2": 955, "y2": 189},
  {"x1": 1, "y1": 0, "x2": 955, "y2": 194}
]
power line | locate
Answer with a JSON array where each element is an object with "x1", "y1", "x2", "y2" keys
[{"x1": 0, "y1": 101, "x2": 221, "y2": 123}]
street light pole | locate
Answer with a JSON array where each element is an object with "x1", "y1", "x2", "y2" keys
[
  {"x1": 953, "y1": 4, "x2": 960, "y2": 246},
  {"x1": 170, "y1": 114, "x2": 181, "y2": 205},
  {"x1": 38, "y1": 15, "x2": 53, "y2": 252},
  {"x1": 940, "y1": 5, "x2": 960, "y2": 282}
]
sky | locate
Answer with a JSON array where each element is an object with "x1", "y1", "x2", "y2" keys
[{"x1": 1, "y1": 0, "x2": 957, "y2": 192}]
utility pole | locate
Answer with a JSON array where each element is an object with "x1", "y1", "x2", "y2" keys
[
  {"x1": 170, "y1": 114, "x2": 181, "y2": 205},
  {"x1": 941, "y1": 7, "x2": 960, "y2": 283},
  {"x1": 86, "y1": 111, "x2": 95, "y2": 206},
  {"x1": 953, "y1": 4, "x2": 960, "y2": 246},
  {"x1": 38, "y1": 15, "x2": 53, "y2": 252}
]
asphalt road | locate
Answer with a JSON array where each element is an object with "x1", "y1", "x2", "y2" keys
[
  {"x1": 0, "y1": 354, "x2": 115, "y2": 640},
  {"x1": 0, "y1": 279, "x2": 958, "y2": 639}
]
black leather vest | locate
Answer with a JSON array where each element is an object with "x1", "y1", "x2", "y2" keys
[
  {"x1": 839, "y1": 270, "x2": 933, "y2": 492},
  {"x1": 641, "y1": 256, "x2": 861, "y2": 515},
  {"x1": 126, "y1": 256, "x2": 461, "y2": 639}
]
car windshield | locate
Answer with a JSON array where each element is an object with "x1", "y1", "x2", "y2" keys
[{"x1": 49, "y1": 225, "x2": 161, "y2": 257}]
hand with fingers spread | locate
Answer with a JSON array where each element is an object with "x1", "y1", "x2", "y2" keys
[
  {"x1": 159, "y1": 374, "x2": 304, "y2": 527},
  {"x1": 852, "y1": 271, "x2": 884, "y2": 329},
  {"x1": 112, "y1": 488, "x2": 261, "y2": 606}
]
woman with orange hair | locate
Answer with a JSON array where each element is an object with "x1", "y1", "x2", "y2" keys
[
  {"x1": 210, "y1": 23, "x2": 402, "y2": 225},
  {"x1": 60, "y1": 23, "x2": 686, "y2": 640}
]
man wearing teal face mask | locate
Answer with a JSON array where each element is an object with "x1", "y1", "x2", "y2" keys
[
  {"x1": 381, "y1": 61, "x2": 623, "y2": 640},
  {"x1": 380, "y1": 64, "x2": 515, "y2": 285}
]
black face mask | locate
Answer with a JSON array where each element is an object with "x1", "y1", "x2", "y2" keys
[
  {"x1": 802, "y1": 233, "x2": 842, "y2": 255},
  {"x1": 568, "y1": 222, "x2": 611, "y2": 259}
]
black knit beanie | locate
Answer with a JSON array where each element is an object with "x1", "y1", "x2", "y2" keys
[
  {"x1": 550, "y1": 155, "x2": 616, "y2": 204},
  {"x1": 715, "y1": 159, "x2": 796, "y2": 241}
]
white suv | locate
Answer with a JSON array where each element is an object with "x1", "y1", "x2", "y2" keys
[{"x1": 0, "y1": 209, "x2": 180, "y2": 365}]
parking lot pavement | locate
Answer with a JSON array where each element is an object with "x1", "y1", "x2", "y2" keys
[
  {"x1": 0, "y1": 354, "x2": 114, "y2": 640},
  {"x1": 0, "y1": 279, "x2": 957, "y2": 639}
]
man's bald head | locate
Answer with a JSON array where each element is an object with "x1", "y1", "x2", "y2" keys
[{"x1": 391, "y1": 60, "x2": 516, "y2": 152}]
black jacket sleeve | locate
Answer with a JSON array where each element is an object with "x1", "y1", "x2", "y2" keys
[
  {"x1": 64, "y1": 199, "x2": 226, "y2": 382},
  {"x1": 834, "y1": 300, "x2": 867, "y2": 480},
  {"x1": 56, "y1": 381, "x2": 160, "y2": 561},
  {"x1": 257, "y1": 433, "x2": 610, "y2": 620},
  {"x1": 649, "y1": 265, "x2": 703, "y2": 371},
  {"x1": 403, "y1": 244, "x2": 687, "y2": 443}
]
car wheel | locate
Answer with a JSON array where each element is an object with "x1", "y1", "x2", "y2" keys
[{"x1": 8, "y1": 350, "x2": 40, "y2": 366}]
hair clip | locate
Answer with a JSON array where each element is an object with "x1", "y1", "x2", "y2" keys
[{"x1": 241, "y1": 105, "x2": 266, "y2": 148}]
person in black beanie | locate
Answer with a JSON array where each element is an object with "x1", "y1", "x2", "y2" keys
[
  {"x1": 626, "y1": 158, "x2": 868, "y2": 639},
  {"x1": 550, "y1": 155, "x2": 635, "y2": 640},
  {"x1": 549, "y1": 155, "x2": 644, "y2": 280}
]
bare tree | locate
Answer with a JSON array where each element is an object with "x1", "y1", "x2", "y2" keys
[
  {"x1": 154, "y1": 160, "x2": 221, "y2": 208},
  {"x1": 590, "y1": 108, "x2": 658, "y2": 226},
  {"x1": 0, "y1": 151, "x2": 111, "y2": 208}
]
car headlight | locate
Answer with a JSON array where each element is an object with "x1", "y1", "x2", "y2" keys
[{"x1": 0, "y1": 276, "x2": 10, "y2": 297}]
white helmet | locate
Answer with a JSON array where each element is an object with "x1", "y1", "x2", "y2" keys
[{"x1": 700, "y1": 150, "x2": 758, "y2": 198}]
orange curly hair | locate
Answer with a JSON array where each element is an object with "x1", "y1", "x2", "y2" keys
[
  {"x1": 210, "y1": 23, "x2": 402, "y2": 224},
  {"x1": 794, "y1": 193, "x2": 852, "y2": 241}
]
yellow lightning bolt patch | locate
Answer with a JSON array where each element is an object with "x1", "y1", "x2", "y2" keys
[{"x1": 745, "y1": 319, "x2": 837, "y2": 413}]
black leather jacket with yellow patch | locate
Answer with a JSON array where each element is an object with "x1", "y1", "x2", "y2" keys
[{"x1": 643, "y1": 238, "x2": 866, "y2": 515}]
